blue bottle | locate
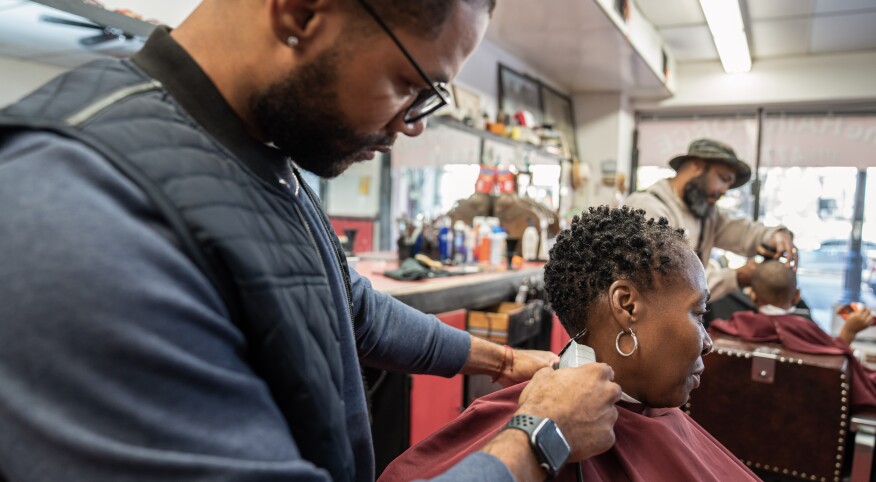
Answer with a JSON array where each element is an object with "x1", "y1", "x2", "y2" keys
[
  {"x1": 452, "y1": 220, "x2": 466, "y2": 265},
  {"x1": 438, "y1": 217, "x2": 453, "y2": 265}
]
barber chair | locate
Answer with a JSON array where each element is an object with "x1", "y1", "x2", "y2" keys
[
  {"x1": 688, "y1": 334, "x2": 851, "y2": 481},
  {"x1": 703, "y1": 289, "x2": 814, "y2": 328}
]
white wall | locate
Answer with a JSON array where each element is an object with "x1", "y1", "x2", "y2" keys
[
  {"x1": 98, "y1": 0, "x2": 200, "y2": 27},
  {"x1": 0, "y1": 56, "x2": 68, "y2": 108},
  {"x1": 571, "y1": 92, "x2": 634, "y2": 210},
  {"x1": 326, "y1": 157, "x2": 383, "y2": 218},
  {"x1": 636, "y1": 51, "x2": 876, "y2": 111}
]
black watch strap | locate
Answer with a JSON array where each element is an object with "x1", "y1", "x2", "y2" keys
[
  {"x1": 507, "y1": 414, "x2": 544, "y2": 433},
  {"x1": 505, "y1": 414, "x2": 568, "y2": 478}
]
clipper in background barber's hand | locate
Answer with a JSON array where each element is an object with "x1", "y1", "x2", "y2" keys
[{"x1": 761, "y1": 229, "x2": 798, "y2": 271}]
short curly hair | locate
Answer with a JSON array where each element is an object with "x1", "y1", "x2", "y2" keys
[{"x1": 544, "y1": 206, "x2": 688, "y2": 336}]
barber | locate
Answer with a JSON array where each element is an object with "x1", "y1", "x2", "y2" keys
[
  {"x1": 0, "y1": 0, "x2": 619, "y2": 480},
  {"x1": 626, "y1": 139, "x2": 797, "y2": 301}
]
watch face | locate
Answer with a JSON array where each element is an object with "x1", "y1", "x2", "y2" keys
[{"x1": 534, "y1": 419, "x2": 571, "y2": 472}]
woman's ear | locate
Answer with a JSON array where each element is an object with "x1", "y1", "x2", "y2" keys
[{"x1": 609, "y1": 280, "x2": 639, "y2": 329}]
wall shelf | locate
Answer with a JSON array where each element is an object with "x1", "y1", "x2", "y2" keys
[
  {"x1": 430, "y1": 116, "x2": 568, "y2": 163},
  {"x1": 484, "y1": 0, "x2": 674, "y2": 100}
]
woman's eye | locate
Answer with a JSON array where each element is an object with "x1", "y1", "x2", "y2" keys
[{"x1": 694, "y1": 311, "x2": 709, "y2": 324}]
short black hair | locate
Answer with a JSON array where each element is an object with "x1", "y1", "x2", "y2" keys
[
  {"x1": 353, "y1": 0, "x2": 496, "y2": 39},
  {"x1": 544, "y1": 206, "x2": 688, "y2": 336},
  {"x1": 750, "y1": 260, "x2": 797, "y2": 307}
]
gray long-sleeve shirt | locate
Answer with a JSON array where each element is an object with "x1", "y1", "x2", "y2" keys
[{"x1": 0, "y1": 131, "x2": 513, "y2": 480}]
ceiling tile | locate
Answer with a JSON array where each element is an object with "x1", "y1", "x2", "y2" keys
[
  {"x1": 0, "y1": 3, "x2": 102, "y2": 57},
  {"x1": 810, "y1": 12, "x2": 876, "y2": 52},
  {"x1": 659, "y1": 24, "x2": 718, "y2": 61},
  {"x1": 0, "y1": 0, "x2": 25, "y2": 10},
  {"x1": 635, "y1": 0, "x2": 705, "y2": 27},
  {"x1": 813, "y1": 0, "x2": 876, "y2": 14},
  {"x1": 747, "y1": 0, "x2": 814, "y2": 20},
  {"x1": 750, "y1": 18, "x2": 810, "y2": 58}
]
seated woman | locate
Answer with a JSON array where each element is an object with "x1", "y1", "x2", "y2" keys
[
  {"x1": 710, "y1": 260, "x2": 876, "y2": 412},
  {"x1": 379, "y1": 206, "x2": 758, "y2": 482}
]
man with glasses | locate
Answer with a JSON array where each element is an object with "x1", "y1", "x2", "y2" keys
[{"x1": 0, "y1": 0, "x2": 620, "y2": 481}]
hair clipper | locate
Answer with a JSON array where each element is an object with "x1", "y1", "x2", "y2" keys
[{"x1": 558, "y1": 340, "x2": 593, "y2": 369}]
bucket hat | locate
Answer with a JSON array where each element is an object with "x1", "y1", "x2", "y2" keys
[{"x1": 668, "y1": 139, "x2": 752, "y2": 189}]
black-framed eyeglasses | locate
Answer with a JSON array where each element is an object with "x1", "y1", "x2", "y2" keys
[{"x1": 356, "y1": 0, "x2": 451, "y2": 123}]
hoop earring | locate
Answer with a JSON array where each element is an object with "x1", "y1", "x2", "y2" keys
[
  {"x1": 615, "y1": 329, "x2": 638, "y2": 357},
  {"x1": 287, "y1": 35, "x2": 300, "y2": 48}
]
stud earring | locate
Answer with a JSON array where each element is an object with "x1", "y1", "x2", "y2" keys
[{"x1": 287, "y1": 35, "x2": 300, "y2": 48}]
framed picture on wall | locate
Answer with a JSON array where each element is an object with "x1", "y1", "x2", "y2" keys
[
  {"x1": 498, "y1": 64, "x2": 543, "y2": 125},
  {"x1": 452, "y1": 83, "x2": 482, "y2": 120},
  {"x1": 541, "y1": 85, "x2": 578, "y2": 158}
]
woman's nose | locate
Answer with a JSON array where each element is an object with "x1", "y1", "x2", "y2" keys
[{"x1": 701, "y1": 330, "x2": 714, "y2": 357}]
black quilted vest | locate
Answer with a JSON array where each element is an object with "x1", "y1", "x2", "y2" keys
[{"x1": 0, "y1": 59, "x2": 355, "y2": 481}]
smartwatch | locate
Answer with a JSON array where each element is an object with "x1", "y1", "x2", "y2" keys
[{"x1": 505, "y1": 414, "x2": 571, "y2": 477}]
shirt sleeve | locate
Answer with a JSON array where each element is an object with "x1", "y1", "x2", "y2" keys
[
  {"x1": 421, "y1": 453, "x2": 515, "y2": 482},
  {"x1": 350, "y1": 267, "x2": 471, "y2": 377},
  {"x1": 0, "y1": 133, "x2": 333, "y2": 481},
  {"x1": 712, "y1": 209, "x2": 786, "y2": 257},
  {"x1": 624, "y1": 190, "x2": 675, "y2": 221}
]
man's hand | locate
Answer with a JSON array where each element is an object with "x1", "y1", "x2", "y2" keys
[
  {"x1": 494, "y1": 349, "x2": 560, "y2": 387},
  {"x1": 839, "y1": 305, "x2": 874, "y2": 345},
  {"x1": 462, "y1": 336, "x2": 558, "y2": 385},
  {"x1": 769, "y1": 230, "x2": 798, "y2": 270},
  {"x1": 516, "y1": 364, "x2": 620, "y2": 461},
  {"x1": 480, "y1": 364, "x2": 620, "y2": 481},
  {"x1": 736, "y1": 259, "x2": 758, "y2": 288}
]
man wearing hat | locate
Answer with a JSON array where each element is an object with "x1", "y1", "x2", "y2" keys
[{"x1": 626, "y1": 138, "x2": 797, "y2": 301}]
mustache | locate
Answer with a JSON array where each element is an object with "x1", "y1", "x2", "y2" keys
[{"x1": 366, "y1": 133, "x2": 396, "y2": 150}]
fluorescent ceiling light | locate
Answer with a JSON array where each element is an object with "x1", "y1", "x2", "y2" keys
[
  {"x1": 699, "y1": 0, "x2": 751, "y2": 73},
  {"x1": 713, "y1": 31, "x2": 751, "y2": 74}
]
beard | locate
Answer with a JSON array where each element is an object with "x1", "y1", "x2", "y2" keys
[
  {"x1": 249, "y1": 46, "x2": 394, "y2": 179},
  {"x1": 682, "y1": 172, "x2": 716, "y2": 219}
]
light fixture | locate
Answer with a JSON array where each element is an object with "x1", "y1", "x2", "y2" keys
[{"x1": 699, "y1": 0, "x2": 751, "y2": 73}]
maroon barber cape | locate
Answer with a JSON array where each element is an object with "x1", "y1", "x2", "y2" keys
[
  {"x1": 711, "y1": 311, "x2": 876, "y2": 413},
  {"x1": 379, "y1": 382, "x2": 758, "y2": 482}
]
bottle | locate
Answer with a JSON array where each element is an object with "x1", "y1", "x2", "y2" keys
[
  {"x1": 438, "y1": 216, "x2": 453, "y2": 265},
  {"x1": 477, "y1": 222, "x2": 492, "y2": 264},
  {"x1": 538, "y1": 218, "x2": 550, "y2": 260},
  {"x1": 465, "y1": 225, "x2": 476, "y2": 264},
  {"x1": 490, "y1": 227, "x2": 508, "y2": 267},
  {"x1": 521, "y1": 220, "x2": 539, "y2": 261},
  {"x1": 453, "y1": 220, "x2": 466, "y2": 265}
]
